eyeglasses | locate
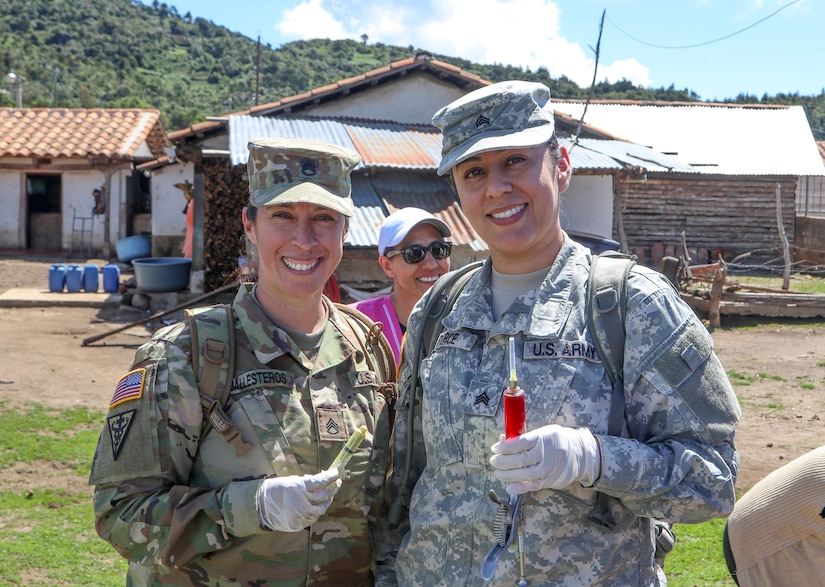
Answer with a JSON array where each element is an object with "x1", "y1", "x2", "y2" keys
[{"x1": 385, "y1": 240, "x2": 453, "y2": 264}]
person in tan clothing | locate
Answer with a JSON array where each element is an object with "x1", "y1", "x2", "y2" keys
[{"x1": 724, "y1": 445, "x2": 825, "y2": 586}]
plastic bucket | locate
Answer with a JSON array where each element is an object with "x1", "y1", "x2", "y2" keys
[
  {"x1": 132, "y1": 257, "x2": 192, "y2": 292},
  {"x1": 83, "y1": 264, "x2": 99, "y2": 292},
  {"x1": 65, "y1": 264, "x2": 83, "y2": 293},
  {"x1": 115, "y1": 235, "x2": 152, "y2": 263},
  {"x1": 48, "y1": 264, "x2": 66, "y2": 292},
  {"x1": 102, "y1": 264, "x2": 121, "y2": 294}
]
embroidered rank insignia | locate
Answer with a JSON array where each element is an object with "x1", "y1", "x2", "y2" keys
[
  {"x1": 107, "y1": 409, "x2": 136, "y2": 460},
  {"x1": 317, "y1": 408, "x2": 348, "y2": 442},
  {"x1": 110, "y1": 368, "x2": 146, "y2": 409},
  {"x1": 474, "y1": 391, "x2": 491, "y2": 406}
]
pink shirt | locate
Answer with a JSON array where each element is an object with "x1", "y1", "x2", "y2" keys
[{"x1": 349, "y1": 295, "x2": 403, "y2": 364}]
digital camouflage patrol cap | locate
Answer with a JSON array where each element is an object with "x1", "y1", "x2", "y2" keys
[
  {"x1": 247, "y1": 137, "x2": 361, "y2": 216},
  {"x1": 432, "y1": 80, "x2": 556, "y2": 175}
]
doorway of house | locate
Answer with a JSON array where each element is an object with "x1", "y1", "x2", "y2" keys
[{"x1": 26, "y1": 174, "x2": 62, "y2": 250}]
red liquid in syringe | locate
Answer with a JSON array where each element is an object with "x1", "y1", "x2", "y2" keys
[{"x1": 503, "y1": 385, "x2": 526, "y2": 439}]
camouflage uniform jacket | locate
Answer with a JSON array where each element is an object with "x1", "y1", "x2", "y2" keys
[
  {"x1": 89, "y1": 284, "x2": 392, "y2": 586},
  {"x1": 381, "y1": 238, "x2": 740, "y2": 586}
]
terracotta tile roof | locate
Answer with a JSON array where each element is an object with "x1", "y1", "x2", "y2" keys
[{"x1": 0, "y1": 108, "x2": 169, "y2": 160}]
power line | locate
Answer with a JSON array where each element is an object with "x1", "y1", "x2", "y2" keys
[{"x1": 606, "y1": 0, "x2": 801, "y2": 50}]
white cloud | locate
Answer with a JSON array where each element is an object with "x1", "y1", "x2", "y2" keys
[
  {"x1": 277, "y1": 0, "x2": 349, "y2": 39},
  {"x1": 275, "y1": 0, "x2": 651, "y2": 89}
]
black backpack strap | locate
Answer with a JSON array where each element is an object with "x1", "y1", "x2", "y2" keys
[
  {"x1": 186, "y1": 304, "x2": 251, "y2": 457},
  {"x1": 387, "y1": 260, "x2": 483, "y2": 528}
]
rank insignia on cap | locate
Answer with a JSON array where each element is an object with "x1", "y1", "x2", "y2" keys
[
  {"x1": 107, "y1": 409, "x2": 136, "y2": 460},
  {"x1": 110, "y1": 368, "x2": 146, "y2": 409},
  {"x1": 300, "y1": 158, "x2": 318, "y2": 178}
]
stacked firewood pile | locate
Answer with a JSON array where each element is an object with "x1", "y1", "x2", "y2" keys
[{"x1": 202, "y1": 158, "x2": 250, "y2": 290}]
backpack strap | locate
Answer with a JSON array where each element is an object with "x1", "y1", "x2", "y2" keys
[
  {"x1": 333, "y1": 302, "x2": 398, "y2": 402},
  {"x1": 586, "y1": 251, "x2": 636, "y2": 386},
  {"x1": 185, "y1": 304, "x2": 252, "y2": 457},
  {"x1": 585, "y1": 251, "x2": 636, "y2": 529},
  {"x1": 388, "y1": 260, "x2": 483, "y2": 528}
]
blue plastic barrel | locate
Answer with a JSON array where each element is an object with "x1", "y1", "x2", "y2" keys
[
  {"x1": 102, "y1": 264, "x2": 120, "y2": 294},
  {"x1": 83, "y1": 264, "x2": 99, "y2": 292},
  {"x1": 48, "y1": 264, "x2": 66, "y2": 292},
  {"x1": 65, "y1": 264, "x2": 83, "y2": 293}
]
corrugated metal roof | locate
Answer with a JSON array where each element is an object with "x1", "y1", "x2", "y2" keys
[
  {"x1": 565, "y1": 138, "x2": 695, "y2": 173},
  {"x1": 552, "y1": 102, "x2": 825, "y2": 176},
  {"x1": 227, "y1": 114, "x2": 690, "y2": 174},
  {"x1": 347, "y1": 175, "x2": 387, "y2": 247},
  {"x1": 369, "y1": 171, "x2": 487, "y2": 251},
  {"x1": 229, "y1": 115, "x2": 360, "y2": 166}
]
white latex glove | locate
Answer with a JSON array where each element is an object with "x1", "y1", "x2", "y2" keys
[
  {"x1": 256, "y1": 468, "x2": 344, "y2": 532},
  {"x1": 489, "y1": 425, "x2": 601, "y2": 494}
]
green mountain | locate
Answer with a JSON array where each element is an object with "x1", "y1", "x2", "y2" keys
[{"x1": 1, "y1": 0, "x2": 823, "y2": 139}]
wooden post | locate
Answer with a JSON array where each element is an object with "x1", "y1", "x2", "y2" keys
[
  {"x1": 708, "y1": 263, "x2": 727, "y2": 330},
  {"x1": 776, "y1": 183, "x2": 792, "y2": 290}
]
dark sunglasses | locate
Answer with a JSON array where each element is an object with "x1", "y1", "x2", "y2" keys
[{"x1": 385, "y1": 240, "x2": 453, "y2": 264}]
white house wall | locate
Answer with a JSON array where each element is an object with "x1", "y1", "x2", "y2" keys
[
  {"x1": 60, "y1": 168, "x2": 131, "y2": 252},
  {"x1": 151, "y1": 162, "x2": 194, "y2": 238},
  {"x1": 303, "y1": 74, "x2": 468, "y2": 125},
  {"x1": 559, "y1": 174, "x2": 614, "y2": 238},
  {"x1": 0, "y1": 168, "x2": 24, "y2": 247}
]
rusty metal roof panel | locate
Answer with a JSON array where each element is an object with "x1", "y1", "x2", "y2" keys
[
  {"x1": 368, "y1": 171, "x2": 487, "y2": 251},
  {"x1": 229, "y1": 114, "x2": 441, "y2": 169},
  {"x1": 345, "y1": 121, "x2": 441, "y2": 169},
  {"x1": 229, "y1": 115, "x2": 360, "y2": 166}
]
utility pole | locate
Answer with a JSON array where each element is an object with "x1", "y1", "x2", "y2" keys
[
  {"x1": 6, "y1": 70, "x2": 22, "y2": 107},
  {"x1": 255, "y1": 36, "x2": 261, "y2": 106}
]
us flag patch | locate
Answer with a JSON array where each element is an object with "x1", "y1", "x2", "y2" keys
[{"x1": 110, "y1": 368, "x2": 146, "y2": 408}]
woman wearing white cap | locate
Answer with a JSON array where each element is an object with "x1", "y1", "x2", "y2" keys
[{"x1": 350, "y1": 207, "x2": 452, "y2": 363}]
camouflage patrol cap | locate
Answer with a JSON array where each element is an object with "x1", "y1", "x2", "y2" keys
[
  {"x1": 432, "y1": 80, "x2": 556, "y2": 175},
  {"x1": 247, "y1": 137, "x2": 361, "y2": 216}
]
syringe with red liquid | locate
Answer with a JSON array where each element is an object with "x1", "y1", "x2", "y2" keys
[{"x1": 503, "y1": 336, "x2": 526, "y2": 439}]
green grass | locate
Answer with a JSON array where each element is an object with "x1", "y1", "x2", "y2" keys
[
  {"x1": 667, "y1": 519, "x2": 736, "y2": 586},
  {"x1": 733, "y1": 274, "x2": 825, "y2": 294},
  {"x1": 0, "y1": 403, "x2": 737, "y2": 586},
  {"x1": 0, "y1": 403, "x2": 126, "y2": 586}
]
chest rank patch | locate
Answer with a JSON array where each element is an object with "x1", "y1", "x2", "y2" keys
[
  {"x1": 474, "y1": 390, "x2": 491, "y2": 406},
  {"x1": 523, "y1": 339, "x2": 598, "y2": 362},
  {"x1": 316, "y1": 408, "x2": 348, "y2": 443},
  {"x1": 107, "y1": 409, "x2": 136, "y2": 460},
  {"x1": 109, "y1": 368, "x2": 146, "y2": 409}
]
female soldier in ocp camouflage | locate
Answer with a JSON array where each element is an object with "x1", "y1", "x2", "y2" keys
[{"x1": 89, "y1": 137, "x2": 395, "y2": 586}]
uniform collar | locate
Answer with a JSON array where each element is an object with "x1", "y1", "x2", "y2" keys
[
  {"x1": 234, "y1": 284, "x2": 360, "y2": 371},
  {"x1": 442, "y1": 236, "x2": 588, "y2": 338}
]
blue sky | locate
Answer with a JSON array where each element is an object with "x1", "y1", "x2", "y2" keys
[{"x1": 149, "y1": 0, "x2": 823, "y2": 101}]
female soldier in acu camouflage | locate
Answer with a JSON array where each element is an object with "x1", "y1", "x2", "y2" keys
[
  {"x1": 90, "y1": 138, "x2": 395, "y2": 586},
  {"x1": 379, "y1": 82, "x2": 741, "y2": 586}
]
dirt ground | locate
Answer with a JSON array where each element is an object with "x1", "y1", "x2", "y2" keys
[{"x1": 1, "y1": 256, "x2": 824, "y2": 492}]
